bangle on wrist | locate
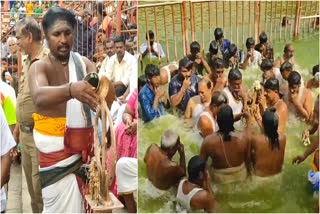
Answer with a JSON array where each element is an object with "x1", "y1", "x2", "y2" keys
[{"x1": 69, "y1": 82, "x2": 73, "y2": 99}]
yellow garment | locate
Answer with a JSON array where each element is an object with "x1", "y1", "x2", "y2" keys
[
  {"x1": 26, "y1": 3, "x2": 33, "y2": 17},
  {"x1": 33, "y1": 113, "x2": 66, "y2": 137},
  {"x1": 210, "y1": 162, "x2": 247, "y2": 184},
  {"x1": 311, "y1": 149, "x2": 319, "y2": 172}
]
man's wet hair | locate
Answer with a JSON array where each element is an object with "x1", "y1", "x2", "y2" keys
[
  {"x1": 190, "y1": 41, "x2": 200, "y2": 53},
  {"x1": 15, "y1": 18, "x2": 41, "y2": 41},
  {"x1": 42, "y1": 7, "x2": 76, "y2": 38},
  {"x1": 146, "y1": 30, "x2": 154, "y2": 40},
  {"x1": 312, "y1": 64, "x2": 319, "y2": 76},
  {"x1": 212, "y1": 58, "x2": 224, "y2": 70},
  {"x1": 214, "y1": 28, "x2": 224, "y2": 41},
  {"x1": 179, "y1": 57, "x2": 193, "y2": 71},
  {"x1": 224, "y1": 44, "x2": 237, "y2": 68},
  {"x1": 210, "y1": 91, "x2": 228, "y2": 107},
  {"x1": 217, "y1": 105, "x2": 235, "y2": 141},
  {"x1": 259, "y1": 32, "x2": 268, "y2": 44},
  {"x1": 160, "y1": 130, "x2": 180, "y2": 150},
  {"x1": 228, "y1": 44, "x2": 237, "y2": 57},
  {"x1": 262, "y1": 108, "x2": 280, "y2": 150},
  {"x1": 188, "y1": 155, "x2": 206, "y2": 183},
  {"x1": 284, "y1": 44, "x2": 292, "y2": 53},
  {"x1": 228, "y1": 68, "x2": 242, "y2": 81},
  {"x1": 264, "y1": 78, "x2": 279, "y2": 92},
  {"x1": 260, "y1": 59, "x2": 273, "y2": 72},
  {"x1": 138, "y1": 75, "x2": 147, "y2": 92},
  {"x1": 209, "y1": 40, "x2": 218, "y2": 55},
  {"x1": 114, "y1": 36, "x2": 125, "y2": 44},
  {"x1": 288, "y1": 71, "x2": 301, "y2": 87},
  {"x1": 255, "y1": 43, "x2": 263, "y2": 53},
  {"x1": 280, "y1": 62, "x2": 293, "y2": 73},
  {"x1": 245, "y1": 37, "x2": 255, "y2": 49},
  {"x1": 145, "y1": 64, "x2": 160, "y2": 80}
]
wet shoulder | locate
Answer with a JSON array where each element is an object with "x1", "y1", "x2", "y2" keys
[
  {"x1": 190, "y1": 95, "x2": 201, "y2": 104},
  {"x1": 146, "y1": 144, "x2": 160, "y2": 156},
  {"x1": 31, "y1": 57, "x2": 51, "y2": 72}
]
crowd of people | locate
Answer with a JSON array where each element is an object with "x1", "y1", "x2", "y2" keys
[
  {"x1": 1, "y1": 1, "x2": 138, "y2": 213},
  {"x1": 139, "y1": 28, "x2": 319, "y2": 212}
]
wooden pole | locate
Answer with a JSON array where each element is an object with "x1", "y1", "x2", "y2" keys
[
  {"x1": 294, "y1": 1, "x2": 302, "y2": 38},
  {"x1": 301, "y1": 1, "x2": 307, "y2": 37},
  {"x1": 144, "y1": 8, "x2": 152, "y2": 63},
  {"x1": 285, "y1": 1, "x2": 289, "y2": 41},
  {"x1": 163, "y1": 6, "x2": 170, "y2": 62},
  {"x1": 189, "y1": 1, "x2": 195, "y2": 42},
  {"x1": 264, "y1": 1, "x2": 268, "y2": 32},
  {"x1": 215, "y1": 0, "x2": 218, "y2": 27},
  {"x1": 313, "y1": 1, "x2": 319, "y2": 31},
  {"x1": 200, "y1": 3, "x2": 205, "y2": 50},
  {"x1": 308, "y1": 1, "x2": 313, "y2": 33},
  {"x1": 182, "y1": 1, "x2": 189, "y2": 55},
  {"x1": 254, "y1": 1, "x2": 260, "y2": 42},
  {"x1": 258, "y1": 0, "x2": 262, "y2": 36},
  {"x1": 242, "y1": 1, "x2": 245, "y2": 49},
  {"x1": 223, "y1": 1, "x2": 226, "y2": 35},
  {"x1": 279, "y1": 0, "x2": 283, "y2": 40},
  {"x1": 290, "y1": 1, "x2": 294, "y2": 39},
  {"x1": 137, "y1": 22, "x2": 144, "y2": 73},
  {"x1": 154, "y1": 7, "x2": 161, "y2": 64},
  {"x1": 230, "y1": 1, "x2": 232, "y2": 43},
  {"x1": 171, "y1": 5, "x2": 177, "y2": 61},
  {"x1": 270, "y1": 1, "x2": 273, "y2": 41},
  {"x1": 116, "y1": 1, "x2": 122, "y2": 36},
  {"x1": 249, "y1": 1, "x2": 252, "y2": 37},
  {"x1": 180, "y1": 3, "x2": 186, "y2": 57},
  {"x1": 192, "y1": 2, "x2": 196, "y2": 41},
  {"x1": 236, "y1": 1, "x2": 239, "y2": 47},
  {"x1": 208, "y1": 1, "x2": 211, "y2": 40},
  {"x1": 273, "y1": 1, "x2": 278, "y2": 41}
]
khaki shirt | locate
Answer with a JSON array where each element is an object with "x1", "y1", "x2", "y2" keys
[{"x1": 16, "y1": 46, "x2": 49, "y2": 126}]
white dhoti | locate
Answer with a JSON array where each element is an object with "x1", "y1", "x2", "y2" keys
[
  {"x1": 116, "y1": 157, "x2": 137, "y2": 194},
  {"x1": 32, "y1": 52, "x2": 91, "y2": 213}
]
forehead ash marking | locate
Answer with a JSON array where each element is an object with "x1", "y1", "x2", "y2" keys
[{"x1": 50, "y1": 20, "x2": 73, "y2": 32}]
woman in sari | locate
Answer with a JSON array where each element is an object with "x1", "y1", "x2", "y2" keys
[{"x1": 108, "y1": 88, "x2": 137, "y2": 198}]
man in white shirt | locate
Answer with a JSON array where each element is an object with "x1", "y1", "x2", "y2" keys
[
  {"x1": 99, "y1": 38, "x2": 115, "y2": 74},
  {"x1": 140, "y1": 30, "x2": 165, "y2": 59},
  {"x1": 240, "y1": 37, "x2": 262, "y2": 70},
  {"x1": 101, "y1": 36, "x2": 136, "y2": 97},
  {"x1": 1, "y1": 105, "x2": 17, "y2": 213}
]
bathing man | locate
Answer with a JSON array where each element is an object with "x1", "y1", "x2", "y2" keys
[{"x1": 144, "y1": 130, "x2": 186, "y2": 190}]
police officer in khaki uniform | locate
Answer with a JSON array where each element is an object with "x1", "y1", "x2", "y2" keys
[{"x1": 13, "y1": 18, "x2": 49, "y2": 213}]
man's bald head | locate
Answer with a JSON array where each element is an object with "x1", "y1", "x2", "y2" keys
[{"x1": 161, "y1": 130, "x2": 180, "y2": 150}]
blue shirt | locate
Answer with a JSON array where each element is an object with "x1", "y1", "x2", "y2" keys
[
  {"x1": 169, "y1": 73, "x2": 200, "y2": 111},
  {"x1": 139, "y1": 84, "x2": 165, "y2": 123},
  {"x1": 220, "y1": 39, "x2": 231, "y2": 56},
  {"x1": 73, "y1": 21, "x2": 96, "y2": 59}
]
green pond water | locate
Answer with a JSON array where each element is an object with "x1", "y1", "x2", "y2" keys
[
  {"x1": 138, "y1": 1, "x2": 319, "y2": 72},
  {"x1": 137, "y1": 2, "x2": 319, "y2": 213}
]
